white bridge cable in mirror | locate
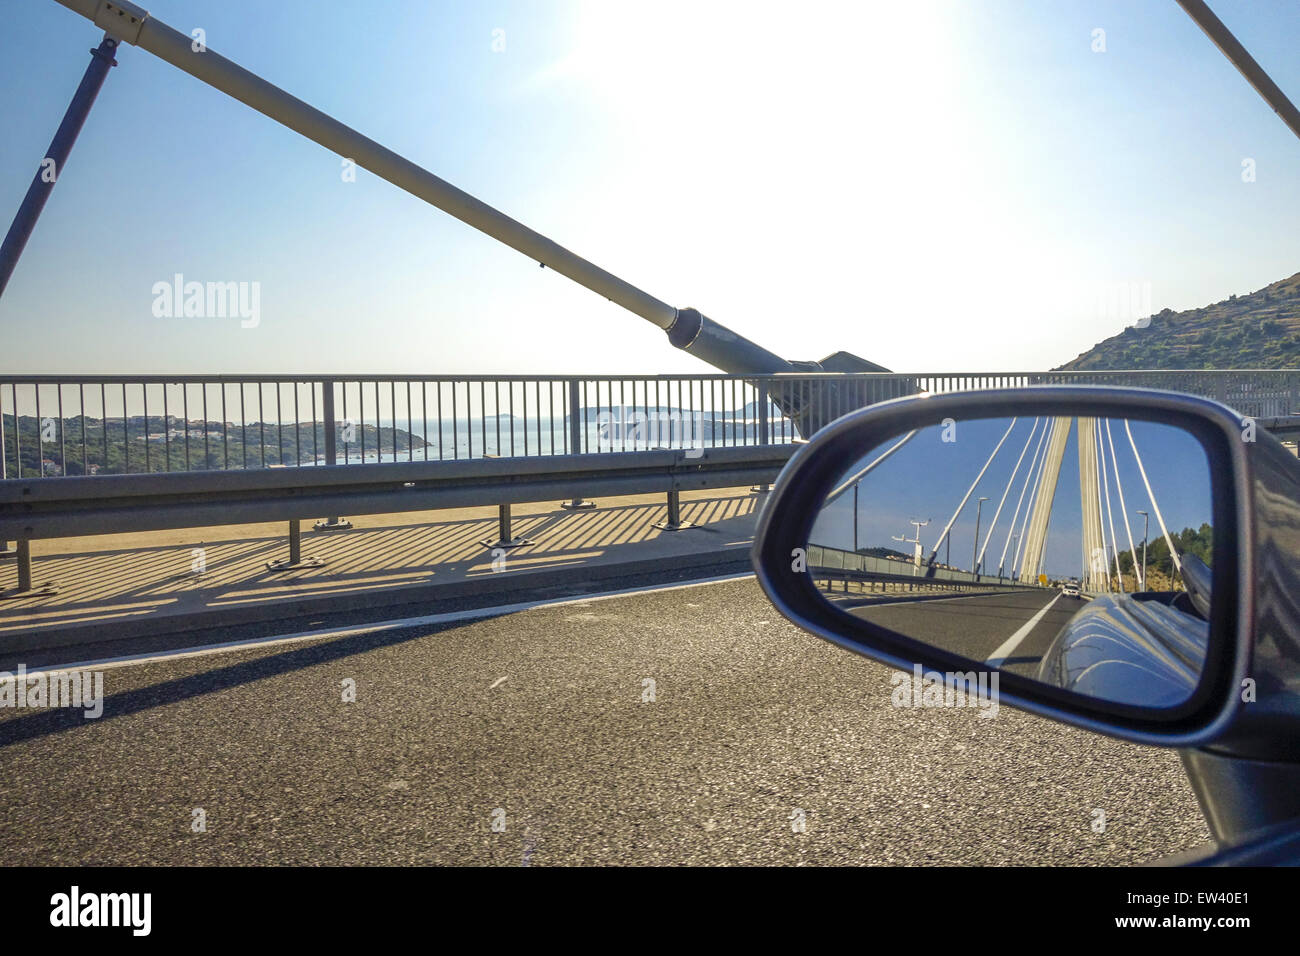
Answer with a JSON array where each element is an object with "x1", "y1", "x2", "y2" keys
[
  {"x1": 1012, "y1": 420, "x2": 1051, "y2": 577},
  {"x1": 927, "y1": 418, "x2": 1018, "y2": 567},
  {"x1": 1077, "y1": 418, "x2": 1088, "y2": 588},
  {"x1": 1077, "y1": 418, "x2": 1109, "y2": 593},
  {"x1": 1097, "y1": 418, "x2": 1125, "y2": 592},
  {"x1": 1014, "y1": 418, "x2": 1057, "y2": 578},
  {"x1": 1093, "y1": 421, "x2": 1111, "y2": 591},
  {"x1": 977, "y1": 417, "x2": 1041, "y2": 570},
  {"x1": 1001, "y1": 418, "x2": 1050, "y2": 576},
  {"x1": 1124, "y1": 419, "x2": 1183, "y2": 575},
  {"x1": 1106, "y1": 419, "x2": 1141, "y2": 591}
]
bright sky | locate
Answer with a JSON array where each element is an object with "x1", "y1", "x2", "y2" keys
[{"x1": 2, "y1": 0, "x2": 1298, "y2": 376}]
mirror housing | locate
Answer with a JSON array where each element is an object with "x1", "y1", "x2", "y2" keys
[{"x1": 752, "y1": 386, "x2": 1284, "y2": 750}]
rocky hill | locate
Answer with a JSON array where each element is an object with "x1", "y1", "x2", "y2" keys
[{"x1": 1057, "y1": 271, "x2": 1300, "y2": 370}]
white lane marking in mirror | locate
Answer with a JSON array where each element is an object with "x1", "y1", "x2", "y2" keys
[{"x1": 984, "y1": 592, "x2": 1063, "y2": 668}]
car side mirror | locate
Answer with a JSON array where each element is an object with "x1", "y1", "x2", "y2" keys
[{"x1": 750, "y1": 386, "x2": 1282, "y2": 749}]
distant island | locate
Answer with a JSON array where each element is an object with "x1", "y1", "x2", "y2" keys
[
  {"x1": 1058, "y1": 270, "x2": 1300, "y2": 370},
  {"x1": 0, "y1": 415, "x2": 428, "y2": 477}
]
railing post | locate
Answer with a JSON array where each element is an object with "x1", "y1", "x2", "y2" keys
[
  {"x1": 17, "y1": 539, "x2": 31, "y2": 592},
  {"x1": 568, "y1": 378, "x2": 582, "y2": 454},
  {"x1": 323, "y1": 379, "x2": 337, "y2": 464},
  {"x1": 560, "y1": 377, "x2": 595, "y2": 510},
  {"x1": 267, "y1": 518, "x2": 325, "y2": 571},
  {"x1": 479, "y1": 502, "x2": 533, "y2": 549},
  {"x1": 0, "y1": 538, "x2": 59, "y2": 599},
  {"x1": 314, "y1": 379, "x2": 352, "y2": 531},
  {"x1": 752, "y1": 380, "x2": 771, "y2": 494},
  {"x1": 653, "y1": 488, "x2": 695, "y2": 531},
  {"x1": 0, "y1": 406, "x2": 13, "y2": 556}
]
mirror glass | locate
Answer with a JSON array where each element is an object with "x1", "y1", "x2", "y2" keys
[{"x1": 807, "y1": 415, "x2": 1215, "y2": 709}]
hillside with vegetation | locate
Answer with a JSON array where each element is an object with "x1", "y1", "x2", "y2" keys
[
  {"x1": 1111, "y1": 523, "x2": 1213, "y2": 593},
  {"x1": 1057, "y1": 271, "x2": 1300, "y2": 370}
]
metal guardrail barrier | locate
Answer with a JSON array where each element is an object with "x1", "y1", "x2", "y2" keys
[
  {"x1": 2, "y1": 370, "x2": 1293, "y2": 480},
  {"x1": 810, "y1": 568, "x2": 1030, "y2": 599},
  {"x1": 0, "y1": 444, "x2": 792, "y2": 540},
  {"x1": 0, "y1": 444, "x2": 794, "y2": 596},
  {"x1": 808, "y1": 544, "x2": 1037, "y2": 589}
]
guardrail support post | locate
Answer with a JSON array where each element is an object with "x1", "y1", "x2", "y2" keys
[
  {"x1": 560, "y1": 379, "x2": 596, "y2": 510},
  {"x1": 752, "y1": 382, "x2": 771, "y2": 493},
  {"x1": 653, "y1": 488, "x2": 696, "y2": 531},
  {"x1": 0, "y1": 539, "x2": 59, "y2": 599},
  {"x1": 480, "y1": 503, "x2": 532, "y2": 549},
  {"x1": 267, "y1": 519, "x2": 326, "y2": 571},
  {"x1": 315, "y1": 380, "x2": 352, "y2": 531}
]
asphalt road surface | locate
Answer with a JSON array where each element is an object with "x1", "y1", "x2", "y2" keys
[
  {"x1": 0, "y1": 577, "x2": 1208, "y2": 865},
  {"x1": 845, "y1": 589, "x2": 1087, "y2": 678}
]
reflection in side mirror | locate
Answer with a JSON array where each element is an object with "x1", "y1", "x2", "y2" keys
[{"x1": 807, "y1": 415, "x2": 1214, "y2": 709}]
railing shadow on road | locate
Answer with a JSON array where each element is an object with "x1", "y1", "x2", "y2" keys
[{"x1": 0, "y1": 494, "x2": 759, "y2": 635}]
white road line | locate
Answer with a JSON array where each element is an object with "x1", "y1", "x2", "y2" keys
[
  {"x1": 984, "y1": 592, "x2": 1063, "y2": 668},
  {"x1": 5, "y1": 572, "x2": 755, "y2": 678}
]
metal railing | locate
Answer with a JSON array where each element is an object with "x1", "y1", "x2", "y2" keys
[
  {"x1": 2, "y1": 370, "x2": 1295, "y2": 479},
  {"x1": 0, "y1": 374, "x2": 798, "y2": 479}
]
